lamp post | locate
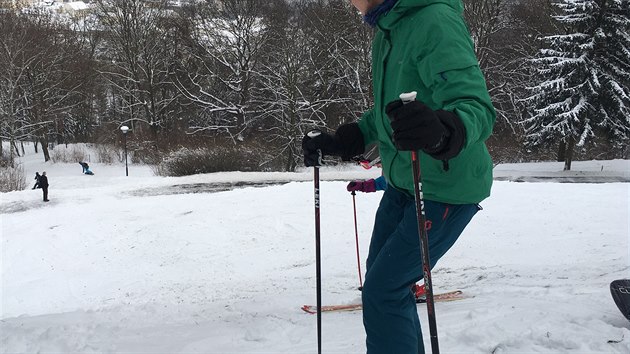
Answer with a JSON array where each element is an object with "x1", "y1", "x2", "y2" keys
[{"x1": 120, "y1": 125, "x2": 129, "y2": 176}]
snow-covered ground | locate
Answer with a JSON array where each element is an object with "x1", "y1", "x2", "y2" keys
[
  {"x1": 494, "y1": 160, "x2": 630, "y2": 183},
  {"x1": 1, "y1": 144, "x2": 629, "y2": 353}
]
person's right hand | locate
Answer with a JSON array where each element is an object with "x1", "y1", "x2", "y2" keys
[
  {"x1": 302, "y1": 123, "x2": 366, "y2": 167},
  {"x1": 346, "y1": 179, "x2": 376, "y2": 193},
  {"x1": 302, "y1": 131, "x2": 342, "y2": 167}
]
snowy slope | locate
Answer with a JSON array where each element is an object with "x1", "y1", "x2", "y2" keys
[{"x1": 1, "y1": 145, "x2": 629, "y2": 353}]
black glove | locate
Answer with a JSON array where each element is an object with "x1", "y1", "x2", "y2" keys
[
  {"x1": 385, "y1": 100, "x2": 465, "y2": 160},
  {"x1": 302, "y1": 123, "x2": 365, "y2": 167}
]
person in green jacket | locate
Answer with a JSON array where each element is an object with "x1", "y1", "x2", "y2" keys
[{"x1": 302, "y1": 0, "x2": 495, "y2": 353}]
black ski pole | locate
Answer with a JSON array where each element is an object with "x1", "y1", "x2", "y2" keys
[
  {"x1": 399, "y1": 91, "x2": 440, "y2": 354},
  {"x1": 307, "y1": 130, "x2": 323, "y2": 354},
  {"x1": 351, "y1": 191, "x2": 363, "y2": 289}
]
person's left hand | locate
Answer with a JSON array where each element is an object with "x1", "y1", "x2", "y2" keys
[{"x1": 346, "y1": 179, "x2": 376, "y2": 193}]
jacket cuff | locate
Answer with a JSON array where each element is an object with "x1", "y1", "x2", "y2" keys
[
  {"x1": 335, "y1": 123, "x2": 365, "y2": 161},
  {"x1": 429, "y1": 111, "x2": 466, "y2": 161}
]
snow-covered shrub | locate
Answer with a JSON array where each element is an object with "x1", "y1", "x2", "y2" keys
[
  {"x1": 50, "y1": 145, "x2": 88, "y2": 163},
  {"x1": 0, "y1": 164, "x2": 26, "y2": 192},
  {"x1": 154, "y1": 146, "x2": 259, "y2": 176},
  {"x1": 0, "y1": 150, "x2": 10, "y2": 168},
  {"x1": 95, "y1": 144, "x2": 118, "y2": 164},
  {"x1": 130, "y1": 141, "x2": 160, "y2": 165}
]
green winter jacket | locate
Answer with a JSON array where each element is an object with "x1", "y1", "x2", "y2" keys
[{"x1": 357, "y1": 0, "x2": 496, "y2": 204}]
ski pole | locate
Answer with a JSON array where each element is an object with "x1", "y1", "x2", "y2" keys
[
  {"x1": 399, "y1": 91, "x2": 440, "y2": 354},
  {"x1": 368, "y1": 156, "x2": 382, "y2": 168},
  {"x1": 307, "y1": 130, "x2": 323, "y2": 354},
  {"x1": 351, "y1": 191, "x2": 363, "y2": 289}
]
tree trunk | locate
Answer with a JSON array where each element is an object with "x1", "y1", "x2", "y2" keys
[
  {"x1": 41, "y1": 136, "x2": 51, "y2": 162},
  {"x1": 563, "y1": 136, "x2": 575, "y2": 171},
  {"x1": 12, "y1": 140, "x2": 21, "y2": 157},
  {"x1": 285, "y1": 145, "x2": 296, "y2": 172},
  {"x1": 34, "y1": 140, "x2": 39, "y2": 153},
  {"x1": 557, "y1": 140, "x2": 566, "y2": 162},
  {"x1": 9, "y1": 136, "x2": 15, "y2": 167}
]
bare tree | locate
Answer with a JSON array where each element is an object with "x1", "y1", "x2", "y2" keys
[
  {"x1": 0, "y1": 11, "x2": 34, "y2": 166},
  {"x1": 96, "y1": 0, "x2": 181, "y2": 150},
  {"x1": 174, "y1": 0, "x2": 270, "y2": 142},
  {"x1": 464, "y1": 0, "x2": 528, "y2": 129},
  {"x1": 251, "y1": 0, "x2": 369, "y2": 171},
  {"x1": 0, "y1": 11, "x2": 83, "y2": 163},
  {"x1": 63, "y1": 10, "x2": 105, "y2": 143},
  {"x1": 304, "y1": 0, "x2": 373, "y2": 127}
]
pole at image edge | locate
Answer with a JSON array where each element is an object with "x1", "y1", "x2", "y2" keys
[
  {"x1": 307, "y1": 130, "x2": 323, "y2": 354},
  {"x1": 400, "y1": 91, "x2": 440, "y2": 354}
]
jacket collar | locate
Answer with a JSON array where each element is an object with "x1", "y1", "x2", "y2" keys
[
  {"x1": 363, "y1": 0, "x2": 398, "y2": 28},
  {"x1": 376, "y1": 0, "x2": 464, "y2": 31}
]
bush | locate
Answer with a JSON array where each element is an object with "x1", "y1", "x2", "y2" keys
[
  {"x1": 95, "y1": 144, "x2": 118, "y2": 164},
  {"x1": 130, "y1": 141, "x2": 160, "y2": 165},
  {"x1": 0, "y1": 150, "x2": 10, "y2": 168},
  {"x1": 50, "y1": 145, "x2": 88, "y2": 163},
  {"x1": 0, "y1": 164, "x2": 26, "y2": 192},
  {"x1": 154, "y1": 146, "x2": 261, "y2": 176}
]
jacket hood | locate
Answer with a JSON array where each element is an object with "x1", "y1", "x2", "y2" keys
[{"x1": 378, "y1": 0, "x2": 464, "y2": 29}]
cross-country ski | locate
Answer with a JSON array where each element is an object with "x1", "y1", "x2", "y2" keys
[{"x1": 302, "y1": 290, "x2": 465, "y2": 314}]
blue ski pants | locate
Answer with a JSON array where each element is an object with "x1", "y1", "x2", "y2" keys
[{"x1": 362, "y1": 186, "x2": 480, "y2": 354}]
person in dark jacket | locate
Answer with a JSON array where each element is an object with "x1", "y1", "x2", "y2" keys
[
  {"x1": 302, "y1": 0, "x2": 495, "y2": 352},
  {"x1": 32, "y1": 172, "x2": 41, "y2": 189},
  {"x1": 39, "y1": 172, "x2": 49, "y2": 202}
]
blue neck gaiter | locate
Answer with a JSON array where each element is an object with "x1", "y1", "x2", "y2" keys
[{"x1": 363, "y1": 0, "x2": 399, "y2": 28}]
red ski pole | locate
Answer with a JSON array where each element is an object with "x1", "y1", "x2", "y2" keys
[
  {"x1": 351, "y1": 191, "x2": 363, "y2": 289},
  {"x1": 399, "y1": 91, "x2": 440, "y2": 354}
]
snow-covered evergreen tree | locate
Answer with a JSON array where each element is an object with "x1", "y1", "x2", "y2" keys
[
  {"x1": 523, "y1": 0, "x2": 630, "y2": 169},
  {"x1": 596, "y1": 0, "x2": 630, "y2": 151}
]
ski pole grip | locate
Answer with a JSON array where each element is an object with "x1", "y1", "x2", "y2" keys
[
  {"x1": 399, "y1": 92, "x2": 419, "y2": 161},
  {"x1": 399, "y1": 91, "x2": 417, "y2": 104},
  {"x1": 308, "y1": 130, "x2": 322, "y2": 138},
  {"x1": 307, "y1": 130, "x2": 324, "y2": 167}
]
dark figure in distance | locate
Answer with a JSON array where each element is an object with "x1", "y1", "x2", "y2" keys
[
  {"x1": 32, "y1": 172, "x2": 41, "y2": 189},
  {"x1": 40, "y1": 172, "x2": 49, "y2": 202}
]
